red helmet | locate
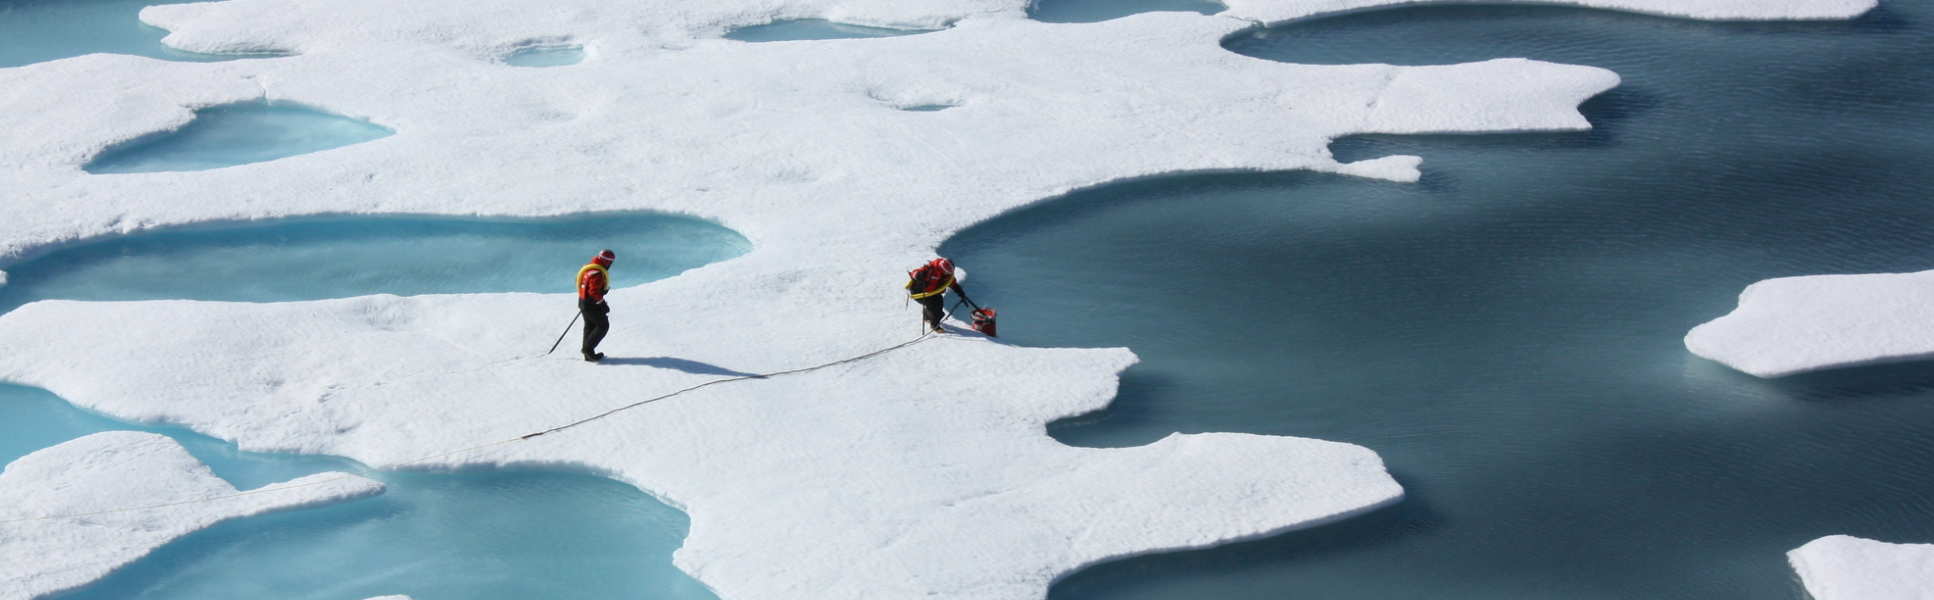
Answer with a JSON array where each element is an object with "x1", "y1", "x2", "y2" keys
[
  {"x1": 593, "y1": 249, "x2": 616, "y2": 267},
  {"x1": 928, "y1": 257, "x2": 954, "y2": 275}
]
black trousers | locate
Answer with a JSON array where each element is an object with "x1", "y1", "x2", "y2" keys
[
  {"x1": 916, "y1": 294, "x2": 945, "y2": 329},
  {"x1": 580, "y1": 298, "x2": 610, "y2": 355}
]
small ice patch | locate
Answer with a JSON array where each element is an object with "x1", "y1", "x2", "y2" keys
[
  {"x1": 1789, "y1": 535, "x2": 1934, "y2": 600},
  {"x1": 1686, "y1": 269, "x2": 1934, "y2": 377},
  {"x1": 723, "y1": 19, "x2": 940, "y2": 42},
  {"x1": 83, "y1": 100, "x2": 393, "y2": 174}
]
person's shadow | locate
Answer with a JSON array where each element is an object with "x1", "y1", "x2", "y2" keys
[{"x1": 596, "y1": 356, "x2": 763, "y2": 377}]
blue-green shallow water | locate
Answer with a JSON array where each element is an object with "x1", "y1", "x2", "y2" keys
[
  {"x1": 503, "y1": 45, "x2": 585, "y2": 67},
  {"x1": 3, "y1": 384, "x2": 712, "y2": 600},
  {"x1": 1027, "y1": 0, "x2": 1223, "y2": 23},
  {"x1": 946, "y1": 4, "x2": 1934, "y2": 599},
  {"x1": 0, "y1": 212, "x2": 749, "y2": 314},
  {"x1": 722, "y1": 19, "x2": 938, "y2": 42},
  {"x1": 0, "y1": 0, "x2": 285, "y2": 68},
  {"x1": 84, "y1": 102, "x2": 395, "y2": 174},
  {"x1": 0, "y1": 384, "x2": 714, "y2": 600}
]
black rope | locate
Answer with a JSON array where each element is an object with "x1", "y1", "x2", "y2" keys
[
  {"x1": 520, "y1": 332, "x2": 936, "y2": 440},
  {"x1": 3, "y1": 333, "x2": 940, "y2": 523}
]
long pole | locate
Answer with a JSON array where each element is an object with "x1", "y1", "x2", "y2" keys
[{"x1": 546, "y1": 312, "x2": 581, "y2": 355}]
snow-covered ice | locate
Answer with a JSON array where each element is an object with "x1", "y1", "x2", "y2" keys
[
  {"x1": 1686, "y1": 270, "x2": 1934, "y2": 377},
  {"x1": 1789, "y1": 535, "x2": 1934, "y2": 600},
  {"x1": 0, "y1": 432, "x2": 382, "y2": 600},
  {"x1": 0, "y1": 0, "x2": 1878, "y2": 597}
]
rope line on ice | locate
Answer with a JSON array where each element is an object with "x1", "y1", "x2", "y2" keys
[{"x1": 0, "y1": 332, "x2": 941, "y2": 524}]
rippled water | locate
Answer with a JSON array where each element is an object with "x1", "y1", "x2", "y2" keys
[{"x1": 948, "y1": 4, "x2": 1934, "y2": 599}]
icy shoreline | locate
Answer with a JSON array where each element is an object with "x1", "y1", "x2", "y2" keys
[{"x1": 0, "y1": 0, "x2": 1877, "y2": 598}]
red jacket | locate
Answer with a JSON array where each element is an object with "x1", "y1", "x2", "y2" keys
[
  {"x1": 578, "y1": 264, "x2": 609, "y2": 302},
  {"x1": 906, "y1": 265, "x2": 962, "y2": 300}
]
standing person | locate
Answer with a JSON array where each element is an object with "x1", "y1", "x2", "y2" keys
[
  {"x1": 906, "y1": 257, "x2": 972, "y2": 334},
  {"x1": 577, "y1": 249, "x2": 616, "y2": 362}
]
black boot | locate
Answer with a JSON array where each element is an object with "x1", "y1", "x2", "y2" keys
[{"x1": 583, "y1": 352, "x2": 605, "y2": 362}]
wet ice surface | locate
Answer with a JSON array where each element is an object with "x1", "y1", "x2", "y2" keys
[
  {"x1": 945, "y1": 4, "x2": 1934, "y2": 599},
  {"x1": 83, "y1": 101, "x2": 393, "y2": 173}
]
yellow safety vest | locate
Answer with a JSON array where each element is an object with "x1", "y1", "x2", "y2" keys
[
  {"x1": 906, "y1": 274, "x2": 953, "y2": 300},
  {"x1": 577, "y1": 263, "x2": 610, "y2": 297}
]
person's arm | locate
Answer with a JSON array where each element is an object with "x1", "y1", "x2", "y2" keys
[{"x1": 949, "y1": 281, "x2": 972, "y2": 305}]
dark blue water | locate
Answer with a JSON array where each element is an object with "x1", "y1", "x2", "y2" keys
[
  {"x1": 947, "y1": 4, "x2": 1934, "y2": 599},
  {"x1": 0, "y1": 212, "x2": 749, "y2": 314},
  {"x1": 722, "y1": 19, "x2": 940, "y2": 42},
  {"x1": 84, "y1": 101, "x2": 394, "y2": 173},
  {"x1": 0, "y1": 0, "x2": 286, "y2": 68},
  {"x1": 1027, "y1": 0, "x2": 1222, "y2": 23}
]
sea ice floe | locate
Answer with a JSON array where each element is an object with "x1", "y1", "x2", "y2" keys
[
  {"x1": 1789, "y1": 535, "x2": 1934, "y2": 600},
  {"x1": 0, "y1": 0, "x2": 1877, "y2": 597},
  {"x1": 0, "y1": 432, "x2": 382, "y2": 600},
  {"x1": 1686, "y1": 270, "x2": 1934, "y2": 377}
]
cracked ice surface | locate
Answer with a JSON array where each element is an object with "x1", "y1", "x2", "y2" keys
[
  {"x1": 0, "y1": 432, "x2": 382, "y2": 600},
  {"x1": 1789, "y1": 535, "x2": 1934, "y2": 600},
  {"x1": 0, "y1": 0, "x2": 1874, "y2": 598},
  {"x1": 1686, "y1": 270, "x2": 1934, "y2": 377}
]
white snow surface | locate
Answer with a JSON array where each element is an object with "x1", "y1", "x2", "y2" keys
[
  {"x1": 1789, "y1": 535, "x2": 1934, "y2": 600},
  {"x1": 0, "y1": 432, "x2": 382, "y2": 600},
  {"x1": 0, "y1": 0, "x2": 1872, "y2": 598},
  {"x1": 1686, "y1": 270, "x2": 1934, "y2": 377}
]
